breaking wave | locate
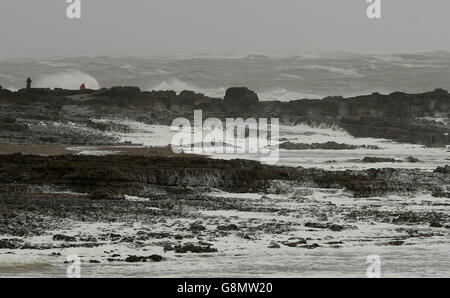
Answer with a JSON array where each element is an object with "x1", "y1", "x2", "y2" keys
[
  {"x1": 305, "y1": 65, "x2": 361, "y2": 76},
  {"x1": 258, "y1": 88, "x2": 321, "y2": 101},
  {"x1": 146, "y1": 78, "x2": 321, "y2": 101},
  {"x1": 146, "y1": 78, "x2": 226, "y2": 98},
  {"x1": 34, "y1": 70, "x2": 100, "y2": 90}
]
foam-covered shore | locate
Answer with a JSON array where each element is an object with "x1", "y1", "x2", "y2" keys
[
  {"x1": 0, "y1": 85, "x2": 449, "y2": 277},
  {"x1": 0, "y1": 172, "x2": 449, "y2": 277}
]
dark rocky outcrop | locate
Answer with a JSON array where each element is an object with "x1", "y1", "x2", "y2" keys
[
  {"x1": 53, "y1": 234, "x2": 76, "y2": 242},
  {"x1": 362, "y1": 157, "x2": 402, "y2": 163},
  {"x1": 0, "y1": 87, "x2": 449, "y2": 146},
  {"x1": 124, "y1": 255, "x2": 164, "y2": 262},
  {"x1": 435, "y1": 165, "x2": 450, "y2": 174},
  {"x1": 304, "y1": 222, "x2": 355, "y2": 232},
  {"x1": 280, "y1": 141, "x2": 379, "y2": 150},
  {"x1": 224, "y1": 87, "x2": 259, "y2": 105},
  {"x1": 0, "y1": 154, "x2": 300, "y2": 194},
  {"x1": 0, "y1": 154, "x2": 448, "y2": 199},
  {"x1": 168, "y1": 243, "x2": 218, "y2": 253}
]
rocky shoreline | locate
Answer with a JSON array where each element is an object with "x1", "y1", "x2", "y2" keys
[
  {"x1": 0, "y1": 154, "x2": 448, "y2": 198},
  {"x1": 1, "y1": 86, "x2": 449, "y2": 147},
  {"x1": 0, "y1": 86, "x2": 449, "y2": 277},
  {"x1": 0, "y1": 153, "x2": 449, "y2": 276}
]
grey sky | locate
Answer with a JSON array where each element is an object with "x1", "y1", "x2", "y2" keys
[{"x1": 0, "y1": 0, "x2": 449, "y2": 58}]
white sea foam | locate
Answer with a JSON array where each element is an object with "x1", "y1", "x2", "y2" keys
[
  {"x1": 258, "y1": 88, "x2": 320, "y2": 101},
  {"x1": 34, "y1": 70, "x2": 100, "y2": 90},
  {"x1": 306, "y1": 65, "x2": 361, "y2": 76},
  {"x1": 146, "y1": 78, "x2": 226, "y2": 98}
]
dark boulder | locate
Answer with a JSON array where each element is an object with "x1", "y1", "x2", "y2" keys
[
  {"x1": 124, "y1": 255, "x2": 164, "y2": 262},
  {"x1": 0, "y1": 238, "x2": 23, "y2": 249},
  {"x1": 435, "y1": 165, "x2": 450, "y2": 174},
  {"x1": 217, "y1": 224, "x2": 239, "y2": 231},
  {"x1": 362, "y1": 157, "x2": 402, "y2": 163},
  {"x1": 189, "y1": 221, "x2": 206, "y2": 232},
  {"x1": 300, "y1": 243, "x2": 321, "y2": 249},
  {"x1": 169, "y1": 243, "x2": 218, "y2": 253},
  {"x1": 53, "y1": 234, "x2": 76, "y2": 242},
  {"x1": 224, "y1": 87, "x2": 259, "y2": 105}
]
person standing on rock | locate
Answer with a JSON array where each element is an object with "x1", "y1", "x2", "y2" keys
[
  {"x1": 26, "y1": 77, "x2": 32, "y2": 89},
  {"x1": 80, "y1": 83, "x2": 86, "y2": 90}
]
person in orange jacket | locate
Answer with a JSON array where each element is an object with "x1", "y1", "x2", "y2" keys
[{"x1": 80, "y1": 83, "x2": 86, "y2": 90}]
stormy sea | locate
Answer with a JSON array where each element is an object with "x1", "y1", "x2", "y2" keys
[{"x1": 0, "y1": 52, "x2": 449, "y2": 277}]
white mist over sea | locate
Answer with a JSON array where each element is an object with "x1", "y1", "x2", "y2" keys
[{"x1": 2, "y1": 52, "x2": 450, "y2": 100}]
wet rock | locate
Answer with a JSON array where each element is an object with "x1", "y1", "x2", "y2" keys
[
  {"x1": 120, "y1": 236, "x2": 135, "y2": 243},
  {"x1": 326, "y1": 241, "x2": 343, "y2": 245},
  {"x1": 99, "y1": 233, "x2": 122, "y2": 241},
  {"x1": 0, "y1": 238, "x2": 23, "y2": 249},
  {"x1": 224, "y1": 87, "x2": 259, "y2": 105},
  {"x1": 53, "y1": 234, "x2": 76, "y2": 242},
  {"x1": 328, "y1": 224, "x2": 346, "y2": 232},
  {"x1": 434, "y1": 165, "x2": 450, "y2": 174},
  {"x1": 237, "y1": 232, "x2": 257, "y2": 240},
  {"x1": 300, "y1": 243, "x2": 321, "y2": 249},
  {"x1": 257, "y1": 222, "x2": 292, "y2": 234},
  {"x1": 432, "y1": 190, "x2": 450, "y2": 198},
  {"x1": 169, "y1": 243, "x2": 218, "y2": 253},
  {"x1": 362, "y1": 157, "x2": 402, "y2": 163},
  {"x1": 124, "y1": 255, "x2": 164, "y2": 262},
  {"x1": 79, "y1": 235, "x2": 97, "y2": 242},
  {"x1": 149, "y1": 254, "x2": 164, "y2": 262},
  {"x1": 304, "y1": 222, "x2": 349, "y2": 232},
  {"x1": 189, "y1": 222, "x2": 206, "y2": 232},
  {"x1": 430, "y1": 221, "x2": 444, "y2": 228},
  {"x1": 267, "y1": 181, "x2": 292, "y2": 194},
  {"x1": 282, "y1": 242, "x2": 297, "y2": 247},
  {"x1": 280, "y1": 142, "x2": 378, "y2": 150},
  {"x1": 163, "y1": 243, "x2": 174, "y2": 252},
  {"x1": 281, "y1": 238, "x2": 307, "y2": 247},
  {"x1": 406, "y1": 156, "x2": 421, "y2": 163},
  {"x1": 268, "y1": 241, "x2": 281, "y2": 249},
  {"x1": 146, "y1": 232, "x2": 173, "y2": 239},
  {"x1": 217, "y1": 224, "x2": 239, "y2": 231},
  {"x1": 384, "y1": 240, "x2": 404, "y2": 246},
  {"x1": 89, "y1": 260, "x2": 100, "y2": 263}
]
